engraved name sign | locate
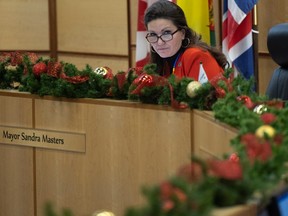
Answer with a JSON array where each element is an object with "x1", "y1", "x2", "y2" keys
[{"x1": 0, "y1": 126, "x2": 86, "y2": 152}]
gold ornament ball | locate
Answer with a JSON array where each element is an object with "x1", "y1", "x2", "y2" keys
[
  {"x1": 186, "y1": 81, "x2": 202, "y2": 98},
  {"x1": 91, "y1": 210, "x2": 115, "y2": 216},
  {"x1": 255, "y1": 125, "x2": 276, "y2": 138}
]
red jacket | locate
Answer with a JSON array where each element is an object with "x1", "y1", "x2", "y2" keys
[{"x1": 173, "y1": 47, "x2": 223, "y2": 80}]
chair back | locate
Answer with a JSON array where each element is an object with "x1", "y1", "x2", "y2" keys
[{"x1": 267, "y1": 23, "x2": 288, "y2": 68}]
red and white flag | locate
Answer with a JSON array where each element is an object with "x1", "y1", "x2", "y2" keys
[{"x1": 136, "y1": 0, "x2": 157, "y2": 67}]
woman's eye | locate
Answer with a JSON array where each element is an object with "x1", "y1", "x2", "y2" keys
[
  {"x1": 162, "y1": 31, "x2": 172, "y2": 35},
  {"x1": 148, "y1": 33, "x2": 157, "y2": 37}
]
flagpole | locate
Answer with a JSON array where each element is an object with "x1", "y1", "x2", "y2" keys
[{"x1": 252, "y1": 4, "x2": 259, "y2": 92}]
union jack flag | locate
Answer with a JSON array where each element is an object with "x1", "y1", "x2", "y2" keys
[{"x1": 222, "y1": 0, "x2": 259, "y2": 79}]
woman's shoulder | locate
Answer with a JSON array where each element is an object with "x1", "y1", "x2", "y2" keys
[
  {"x1": 182, "y1": 47, "x2": 210, "y2": 57},
  {"x1": 180, "y1": 47, "x2": 215, "y2": 63}
]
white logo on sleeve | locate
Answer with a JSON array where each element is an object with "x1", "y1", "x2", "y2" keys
[{"x1": 198, "y1": 62, "x2": 208, "y2": 84}]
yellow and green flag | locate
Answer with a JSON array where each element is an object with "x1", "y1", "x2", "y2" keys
[{"x1": 176, "y1": 0, "x2": 215, "y2": 46}]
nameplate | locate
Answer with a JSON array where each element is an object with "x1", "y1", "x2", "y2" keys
[{"x1": 0, "y1": 126, "x2": 86, "y2": 153}]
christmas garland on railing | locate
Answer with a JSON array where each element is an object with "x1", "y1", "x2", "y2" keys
[
  {"x1": 0, "y1": 51, "x2": 256, "y2": 110},
  {"x1": 2, "y1": 51, "x2": 288, "y2": 216}
]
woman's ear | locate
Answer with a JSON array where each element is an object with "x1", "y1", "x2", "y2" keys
[{"x1": 181, "y1": 29, "x2": 186, "y2": 39}]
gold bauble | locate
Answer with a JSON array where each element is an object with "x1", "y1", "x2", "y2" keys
[
  {"x1": 186, "y1": 81, "x2": 202, "y2": 98},
  {"x1": 255, "y1": 125, "x2": 276, "y2": 138},
  {"x1": 5, "y1": 65, "x2": 18, "y2": 71},
  {"x1": 91, "y1": 210, "x2": 115, "y2": 216}
]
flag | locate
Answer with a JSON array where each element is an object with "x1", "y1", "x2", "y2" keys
[
  {"x1": 177, "y1": 0, "x2": 211, "y2": 45},
  {"x1": 222, "y1": 0, "x2": 259, "y2": 79},
  {"x1": 136, "y1": 0, "x2": 150, "y2": 67},
  {"x1": 208, "y1": 0, "x2": 216, "y2": 46}
]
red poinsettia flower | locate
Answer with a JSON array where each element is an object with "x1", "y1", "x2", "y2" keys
[
  {"x1": 229, "y1": 152, "x2": 240, "y2": 162},
  {"x1": 173, "y1": 188, "x2": 187, "y2": 202},
  {"x1": 162, "y1": 199, "x2": 174, "y2": 212},
  {"x1": 241, "y1": 133, "x2": 272, "y2": 162},
  {"x1": 160, "y1": 181, "x2": 174, "y2": 200},
  {"x1": 160, "y1": 181, "x2": 187, "y2": 201},
  {"x1": 273, "y1": 134, "x2": 284, "y2": 146},
  {"x1": 208, "y1": 159, "x2": 242, "y2": 180},
  {"x1": 177, "y1": 162, "x2": 204, "y2": 182},
  {"x1": 260, "y1": 113, "x2": 277, "y2": 124}
]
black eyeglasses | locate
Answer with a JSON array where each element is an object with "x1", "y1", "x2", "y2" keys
[{"x1": 145, "y1": 29, "x2": 179, "y2": 43}]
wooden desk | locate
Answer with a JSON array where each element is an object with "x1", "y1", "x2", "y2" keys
[{"x1": 0, "y1": 90, "x2": 237, "y2": 216}]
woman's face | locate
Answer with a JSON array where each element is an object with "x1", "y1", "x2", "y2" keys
[{"x1": 146, "y1": 18, "x2": 185, "y2": 58}]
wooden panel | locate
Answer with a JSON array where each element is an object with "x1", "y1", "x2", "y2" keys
[
  {"x1": 34, "y1": 99, "x2": 191, "y2": 216},
  {"x1": 258, "y1": 0, "x2": 288, "y2": 53},
  {"x1": 0, "y1": 93, "x2": 33, "y2": 127},
  {"x1": 0, "y1": 94, "x2": 34, "y2": 216},
  {"x1": 58, "y1": 54, "x2": 129, "y2": 74},
  {"x1": 0, "y1": 92, "x2": 249, "y2": 216},
  {"x1": 130, "y1": 0, "x2": 138, "y2": 45},
  {"x1": 0, "y1": 145, "x2": 34, "y2": 216},
  {"x1": 192, "y1": 110, "x2": 238, "y2": 159},
  {"x1": 212, "y1": 204, "x2": 257, "y2": 216},
  {"x1": 131, "y1": 47, "x2": 136, "y2": 67},
  {"x1": 57, "y1": 0, "x2": 128, "y2": 55},
  {"x1": 0, "y1": 0, "x2": 49, "y2": 50},
  {"x1": 258, "y1": 56, "x2": 278, "y2": 95}
]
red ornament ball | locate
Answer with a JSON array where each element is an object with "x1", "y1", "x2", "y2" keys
[{"x1": 33, "y1": 62, "x2": 47, "y2": 77}]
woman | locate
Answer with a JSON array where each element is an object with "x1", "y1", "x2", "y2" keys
[{"x1": 144, "y1": 0, "x2": 228, "y2": 82}]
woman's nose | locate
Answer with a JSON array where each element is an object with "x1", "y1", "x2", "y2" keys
[{"x1": 157, "y1": 38, "x2": 165, "y2": 45}]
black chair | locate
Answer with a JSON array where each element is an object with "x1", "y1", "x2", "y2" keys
[{"x1": 266, "y1": 23, "x2": 288, "y2": 100}]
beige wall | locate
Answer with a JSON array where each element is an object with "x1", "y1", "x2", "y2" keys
[{"x1": 0, "y1": 0, "x2": 287, "y2": 93}]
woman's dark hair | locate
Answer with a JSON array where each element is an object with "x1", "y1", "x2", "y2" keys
[{"x1": 144, "y1": 0, "x2": 227, "y2": 72}]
